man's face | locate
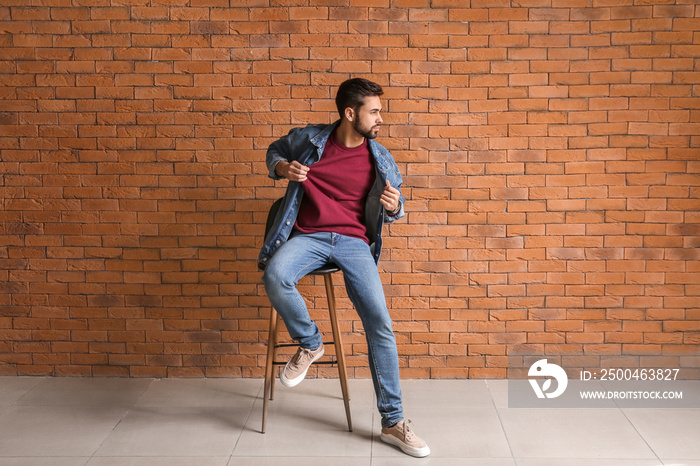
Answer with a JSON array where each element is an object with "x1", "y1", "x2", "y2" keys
[{"x1": 351, "y1": 95, "x2": 383, "y2": 140}]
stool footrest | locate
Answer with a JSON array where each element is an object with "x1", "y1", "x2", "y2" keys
[
  {"x1": 272, "y1": 359, "x2": 337, "y2": 366},
  {"x1": 271, "y1": 341, "x2": 338, "y2": 365},
  {"x1": 273, "y1": 341, "x2": 335, "y2": 349}
]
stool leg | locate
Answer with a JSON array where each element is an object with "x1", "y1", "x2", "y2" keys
[
  {"x1": 269, "y1": 313, "x2": 280, "y2": 401},
  {"x1": 262, "y1": 306, "x2": 279, "y2": 434},
  {"x1": 325, "y1": 273, "x2": 353, "y2": 432}
]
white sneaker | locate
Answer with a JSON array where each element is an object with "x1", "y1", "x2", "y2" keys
[
  {"x1": 279, "y1": 344, "x2": 324, "y2": 388},
  {"x1": 380, "y1": 419, "x2": 430, "y2": 457}
]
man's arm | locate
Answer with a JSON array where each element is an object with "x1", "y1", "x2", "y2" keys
[
  {"x1": 266, "y1": 132, "x2": 293, "y2": 181},
  {"x1": 266, "y1": 126, "x2": 317, "y2": 181},
  {"x1": 266, "y1": 127, "x2": 304, "y2": 180}
]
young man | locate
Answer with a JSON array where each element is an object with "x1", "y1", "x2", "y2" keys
[{"x1": 258, "y1": 78, "x2": 430, "y2": 458}]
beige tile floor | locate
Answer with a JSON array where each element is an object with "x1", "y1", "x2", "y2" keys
[{"x1": 0, "y1": 376, "x2": 698, "y2": 465}]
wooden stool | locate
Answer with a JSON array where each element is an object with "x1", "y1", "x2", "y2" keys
[
  {"x1": 259, "y1": 199, "x2": 352, "y2": 434},
  {"x1": 261, "y1": 264, "x2": 352, "y2": 433}
]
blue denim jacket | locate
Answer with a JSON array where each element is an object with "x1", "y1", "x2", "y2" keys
[{"x1": 258, "y1": 120, "x2": 405, "y2": 267}]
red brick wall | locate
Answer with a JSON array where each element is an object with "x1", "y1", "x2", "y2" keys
[{"x1": 1, "y1": 0, "x2": 699, "y2": 378}]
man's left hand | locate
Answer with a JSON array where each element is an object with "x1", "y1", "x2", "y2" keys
[{"x1": 380, "y1": 180, "x2": 401, "y2": 213}]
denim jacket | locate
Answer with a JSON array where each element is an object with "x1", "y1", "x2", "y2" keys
[{"x1": 258, "y1": 120, "x2": 405, "y2": 267}]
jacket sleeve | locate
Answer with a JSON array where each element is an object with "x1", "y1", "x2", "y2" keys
[
  {"x1": 384, "y1": 195, "x2": 406, "y2": 223},
  {"x1": 383, "y1": 168, "x2": 406, "y2": 224},
  {"x1": 385, "y1": 197, "x2": 406, "y2": 223},
  {"x1": 266, "y1": 127, "x2": 308, "y2": 180}
]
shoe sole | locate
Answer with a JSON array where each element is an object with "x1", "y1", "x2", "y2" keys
[
  {"x1": 279, "y1": 346, "x2": 325, "y2": 388},
  {"x1": 379, "y1": 433, "x2": 431, "y2": 458}
]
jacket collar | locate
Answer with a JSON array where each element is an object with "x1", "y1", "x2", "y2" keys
[
  {"x1": 309, "y1": 120, "x2": 389, "y2": 167},
  {"x1": 310, "y1": 120, "x2": 341, "y2": 148}
]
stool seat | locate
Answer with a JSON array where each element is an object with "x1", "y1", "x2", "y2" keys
[
  {"x1": 308, "y1": 264, "x2": 341, "y2": 275},
  {"x1": 259, "y1": 261, "x2": 339, "y2": 275}
]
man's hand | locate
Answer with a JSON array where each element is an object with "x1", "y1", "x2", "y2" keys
[
  {"x1": 275, "y1": 160, "x2": 309, "y2": 182},
  {"x1": 380, "y1": 180, "x2": 401, "y2": 214}
]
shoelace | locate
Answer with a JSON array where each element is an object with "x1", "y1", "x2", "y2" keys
[
  {"x1": 290, "y1": 347, "x2": 314, "y2": 370},
  {"x1": 402, "y1": 419, "x2": 416, "y2": 441}
]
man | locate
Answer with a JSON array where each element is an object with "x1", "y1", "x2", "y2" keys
[{"x1": 258, "y1": 78, "x2": 430, "y2": 458}]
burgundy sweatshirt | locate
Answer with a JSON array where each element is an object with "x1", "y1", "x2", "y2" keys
[{"x1": 294, "y1": 131, "x2": 376, "y2": 243}]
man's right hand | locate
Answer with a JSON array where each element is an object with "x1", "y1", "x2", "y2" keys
[{"x1": 275, "y1": 160, "x2": 309, "y2": 182}]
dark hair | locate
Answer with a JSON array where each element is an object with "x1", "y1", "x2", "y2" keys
[{"x1": 335, "y1": 78, "x2": 384, "y2": 117}]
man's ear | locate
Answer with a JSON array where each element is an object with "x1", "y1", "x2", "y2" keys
[{"x1": 344, "y1": 107, "x2": 354, "y2": 122}]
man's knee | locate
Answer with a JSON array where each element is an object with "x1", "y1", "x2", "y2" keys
[
  {"x1": 361, "y1": 308, "x2": 394, "y2": 338},
  {"x1": 262, "y1": 261, "x2": 285, "y2": 289}
]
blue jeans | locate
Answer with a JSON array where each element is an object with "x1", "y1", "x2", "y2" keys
[{"x1": 262, "y1": 231, "x2": 404, "y2": 428}]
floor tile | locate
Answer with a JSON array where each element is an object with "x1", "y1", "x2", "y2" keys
[
  {"x1": 135, "y1": 378, "x2": 261, "y2": 409},
  {"x1": 95, "y1": 406, "x2": 249, "y2": 457},
  {"x1": 499, "y1": 408, "x2": 656, "y2": 459},
  {"x1": 0, "y1": 377, "x2": 44, "y2": 409},
  {"x1": 486, "y1": 379, "x2": 509, "y2": 409},
  {"x1": 624, "y1": 409, "x2": 700, "y2": 460},
  {"x1": 17, "y1": 377, "x2": 152, "y2": 407},
  {"x1": 0, "y1": 406, "x2": 126, "y2": 457},
  {"x1": 255, "y1": 378, "x2": 376, "y2": 409},
  {"x1": 0, "y1": 459, "x2": 88, "y2": 466},
  {"x1": 372, "y1": 407, "x2": 512, "y2": 459},
  {"x1": 399, "y1": 379, "x2": 493, "y2": 409},
  {"x1": 373, "y1": 458, "x2": 515, "y2": 466},
  {"x1": 516, "y1": 459, "x2": 661, "y2": 466},
  {"x1": 227, "y1": 458, "x2": 371, "y2": 466},
  {"x1": 87, "y1": 458, "x2": 229, "y2": 466},
  {"x1": 234, "y1": 404, "x2": 373, "y2": 457}
]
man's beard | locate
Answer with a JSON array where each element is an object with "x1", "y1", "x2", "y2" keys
[{"x1": 353, "y1": 118, "x2": 380, "y2": 139}]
